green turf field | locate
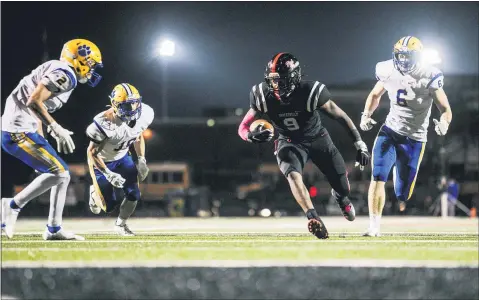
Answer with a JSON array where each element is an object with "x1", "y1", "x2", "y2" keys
[{"x1": 2, "y1": 217, "x2": 478, "y2": 266}]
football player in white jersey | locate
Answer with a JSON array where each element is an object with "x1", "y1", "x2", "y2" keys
[
  {"x1": 360, "y1": 36, "x2": 452, "y2": 236},
  {"x1": 1, "y1": 39, "x2": 103, "y2": 240},
  {"x1": 86, "y1": 83, "x2": 154, "y2": 236}
]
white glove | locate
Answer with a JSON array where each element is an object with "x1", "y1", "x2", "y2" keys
[
  {"x1": 136, "y1": 156, "x2": 149, "y2": 182},
  {"x1": 360, "y1": 111, "x2": 377, "y2": 131},
  {"x1": 433, "y1": 118, "x2": 449, "y2": 136},
  {"x1": 104, "y1": 169, "x2": 126, "y2": 188},
  {"x1": 47, "y1": 122, "x2": 76, "y2": 154}
]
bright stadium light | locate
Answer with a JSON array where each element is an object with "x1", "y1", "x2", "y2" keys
[
  {"x1": 421, "y1": 48, "x2": 442, "y2": 65},
  {"x1": 156, "y1": 40, "x2": 176, "y2": 57}
]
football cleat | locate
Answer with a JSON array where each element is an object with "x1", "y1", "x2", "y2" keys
[
  {"x1": 42, "y1": 227, "x2": 85, "y2": 241},
  {"x1": 308, "y1": 217, "x2": 329, "y2": 239},
  {"x1": 114, "y1": 224, "x2": 135, "y2": 237},
  {"x1": 2, "y1": 198, "x2": 20, "y2": 239},
  {"x1": 332, "y1": 189, "x2": 356, "y2": 221},
  {"x1": 362, "y1": 228, "x2": 381, "y2": 237}
]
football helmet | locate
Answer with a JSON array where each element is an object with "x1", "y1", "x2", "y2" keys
[
  {"x1": 393, "y1": 36, "x2": 423, "y2": 74},
  {"x1": 60, "y1": 39, "x2": 103, "y2": 87},
  {"x1": 264, "y1": 52, "x2": 301, "y2": 102},
  {"x1": 109, "y1": 83, "x2": 142, "y2": 122}
]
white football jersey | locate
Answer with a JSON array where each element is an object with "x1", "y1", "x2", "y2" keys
[
  {"x1": 376, "y1": 59, "x2": 444, "y2": 142},
  {"x1": 1, "y1": 60, "x2": 77, "y2": 133},
  {"x1": 86, "y1": 104, "x2": 155, "y2": 162}
]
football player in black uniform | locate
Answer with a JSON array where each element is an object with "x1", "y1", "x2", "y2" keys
[{"x1": 238, "y1": 53, "x2": 370, "y2": 239}]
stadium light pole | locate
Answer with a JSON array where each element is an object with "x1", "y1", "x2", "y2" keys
[{"x1": 156, "y1": 40, "x2": 176, "y2": 122}]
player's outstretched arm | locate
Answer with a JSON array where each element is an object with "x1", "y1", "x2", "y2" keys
[
  {"x1": 320, "y1": 100, "x2": 363, "y2": 143},
  {"x1": 27, "y1": 83, "x2": 75, "y2": 154},
  {"x1": 432, "y1": 88, "x2": 452, "y2": 136},
  {"x1": 87, "y1": 141, "x2": 125, "y2": 188},
  {"x1": 134, "y1": 134, "x2": 149, "y2": 181},
  {"x1": 320, "y1": 100, "x2": 370, "y2": 169},
  {"x1": 360, "y1": 81, "x2": 386, "y2": 131},
  {"x1": 26, "y1": 83, "x2": 57, "y2": 126}
]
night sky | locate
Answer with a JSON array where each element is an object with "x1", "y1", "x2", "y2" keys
[
  {"x1": 2, "y1": 2, "x2": 478, "y2": 118},
  {"x1": 1, "y1": 1, "x2": 478, "y2": 189}
]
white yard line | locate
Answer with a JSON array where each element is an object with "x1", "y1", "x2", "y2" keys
[
  {"x1": 2, "y1": 239, "x2": 477, "y2": 244},
  {"x1": 2, "y1": 259, "x2": 477, "y2": 269},
  {"x1": 3, "y1": 245, "x2": 476, "y2": 252}
]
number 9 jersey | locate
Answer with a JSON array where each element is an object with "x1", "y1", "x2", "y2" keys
[
  {"x1": 376, "y1": 59, "x2": 444, "y2": 142},
  {"x1": 85, "y1": 103, "x2": 154, "y2": 162},
  {"x1": 249, "y1": 80, "x2": 331, "y2": 141}
]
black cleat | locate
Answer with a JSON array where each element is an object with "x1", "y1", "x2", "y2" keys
[
  {"x1": 332, "y1": 189, "x2": 355, "y2": 221},
  {"x1": 308, "y1": 217, "x2": 329, "y2": 239}
]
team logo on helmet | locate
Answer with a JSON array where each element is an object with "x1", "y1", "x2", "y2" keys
[{"x1": 77, "y1": 45, "x2": 92, "y2": 57}]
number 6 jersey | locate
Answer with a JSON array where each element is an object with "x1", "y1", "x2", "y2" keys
[
  {"x1": 249, "y1": 80, "x2": 331, "y2": 141},
  {"x1": 86, "y1": 103, "x2": 154, "y2": 162},
  {"x1": 376, "y1": 59, "x2": 444, "y2": 142}
]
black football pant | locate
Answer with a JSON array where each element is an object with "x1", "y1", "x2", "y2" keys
[{"x1": 275, "y1": 128, "x2": 350, "y2": 197}]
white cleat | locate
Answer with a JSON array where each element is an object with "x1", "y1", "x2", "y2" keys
[
  {"x1": 114, "y1": 224, "x2": 135, "y2": 237},
  {"x1": 89, "y1": 186, "x2": 101, "y2": 215},
  {"x1": 362, "y1": 228, "x2": 381, "y2": 237},
  {"x1": 2, "y1": 198, "x2": 20, "y2": 239},
  {"x1": 42, "y1": 227, "x2": 85, "y2": 241}
]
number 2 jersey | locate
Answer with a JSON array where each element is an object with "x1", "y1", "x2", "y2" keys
[
  {"x1": 376, "y1": 59, "x2": 444, "y2": 142},
  {"x1": 249, "y1": 80, "x2": 331, "y2": 141},
  {"x1": 2, "y1": 60, "x2": 77, "y2": 133},
  {"x1": 85, "y1": 104, "x2": 155, "y2": 162}
]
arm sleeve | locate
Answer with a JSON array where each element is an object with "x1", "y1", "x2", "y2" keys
[
  {"x1": 41, "y1": 69, "x2": 76, "y2": 95},
  {"x1": 309, "y1": 82, "x2": 332, "y2": 111},
  {"x1": 85, "y1": 122, "x2": 107, "y2": 144},
  {"x1": 375, "y1": 62, "x2": 385, "y2": 82},
  {"x1": 426, "y1": 72, "x2": 445, "y2": 90}
]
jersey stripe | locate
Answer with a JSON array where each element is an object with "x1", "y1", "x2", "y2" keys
[
  {"x1": 258, "y1": 83, "x2": 268, "y2": 113},
  {"x1": 312, "y1": 84, "x2": 325, "y2": 110},
  {"x1": 306, "y1": 81, "x2": 320, "y2": 112},
  {"x1": 253, "y1": 85, "x2": 262, "y2": 112},
  {"x1": 122, "y1": 83, "x2": 133, "y2": 97}
]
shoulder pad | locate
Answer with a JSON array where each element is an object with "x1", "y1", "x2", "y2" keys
[{"x1": 375, "y1": 60, "x2": 394, "y2": 82}]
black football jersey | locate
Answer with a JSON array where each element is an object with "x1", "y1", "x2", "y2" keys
[{"x1": 249, "y1": 80, "x2": 331, "y2": 141}]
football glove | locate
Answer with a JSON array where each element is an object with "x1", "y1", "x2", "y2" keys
[
  {"x1": 360, "y1": 111, "x2": 377, "y2": 131},
  {"x1": 104, "y1": 169, "x2": 126, "y2": 188},
  {"x1": 248, "y1": 125, "x2": 274, "y2": 143},
  {"x1": 354, "y1": 141, "x2": 370, "y2": 171},
  {"x1": 433, "y1": 118, "x2": 449, "y2": 136},
  {"x1": 47, "y1": 122, "x2": 76, "y2": 154},
  {"x1": 136, "y1": 156, "x2": 149, "y2": 182}
]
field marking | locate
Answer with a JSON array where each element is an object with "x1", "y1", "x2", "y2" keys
[
  {"x1": 2, "y1": 259, "x2": 477, "y2": 269},
  {"x1": 2, "y1": 239, "x2": 477, "y2": 244},
  {"x1": 3, "y1": 245, "x2": 476, "y2": 252},
  {"x1": 5, "y1": 231, "x2": 478, "y2": 236}
]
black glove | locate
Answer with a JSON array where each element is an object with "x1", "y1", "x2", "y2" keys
[
  {"x1": 248, "y1": 125, "x2": 274, "y2": 143},
  {"x1": 354, "y1": 141, "x2": 370, "y2": 170}
]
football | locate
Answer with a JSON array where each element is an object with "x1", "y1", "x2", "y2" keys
[{"x1": 249, "y1": 119, "x2": 274, "y2": 134}]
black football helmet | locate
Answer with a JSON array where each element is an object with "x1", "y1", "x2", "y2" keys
[{"x1": 264, "y1": 52, "x2": 302, "y2": 102}]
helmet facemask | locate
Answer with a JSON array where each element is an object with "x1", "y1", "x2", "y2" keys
[
  {"x1": 393, "y1": 48, "x2": 420, "y2": 74},
  {"x1": 112, "y1": 98, "x2": 142, "y2": 122},
  {"x1": 264, "y1": 55, "x2": 301, "y2": 103}
]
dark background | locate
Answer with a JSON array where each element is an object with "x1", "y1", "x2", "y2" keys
[{"x1": 1, "y1": 2, "x2": 478, "y2": 215}]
